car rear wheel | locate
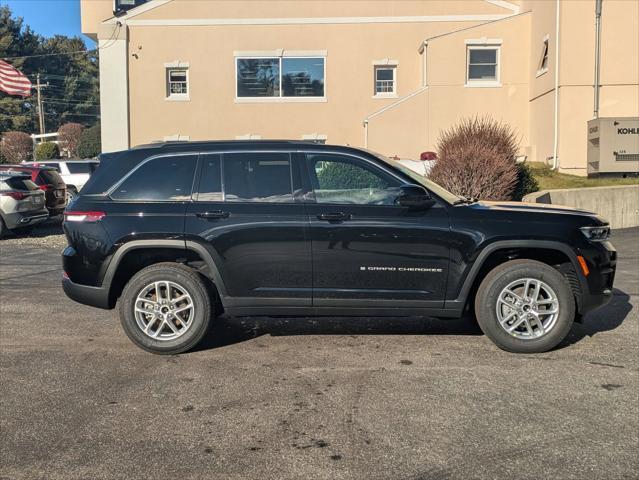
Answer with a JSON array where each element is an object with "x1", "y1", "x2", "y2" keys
[
  {"x1": 0, "y1": 217, "x2": 6, "y2": 239},
  {"x1": 119, "y1": 262, "x2": 214, "y2": 354},
  {"x1": 475, "y1": 259, "x2": 575, "y2": 353}
]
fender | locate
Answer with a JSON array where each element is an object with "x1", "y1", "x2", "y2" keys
[
  {"x1": 446, "y1": 239, "x2": 586, "y2": 311},
  {"x1": 101, "y1": 239, "x2": 230, "y2": 306}
]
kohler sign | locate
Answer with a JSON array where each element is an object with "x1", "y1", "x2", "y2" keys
[{"x1": 587, "y1": 117, "x2": 639, "y2": 176}]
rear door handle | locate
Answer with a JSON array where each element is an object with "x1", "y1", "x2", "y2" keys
[
  {"x1": 196, "y1": 210, "x2": 230, "y2": 219},
  {"x1": 317, "y1": 212, "x2": 351, "y2": 222}
]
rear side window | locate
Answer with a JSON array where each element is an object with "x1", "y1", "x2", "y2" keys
[
  {"x1": 223, "y1": 152, "x2": 293, "y2": 203},
  {"x1": 66, "y1": 163, "x2": 94, "y2": 174},
  {"x1": 111, "y1": 155, "x2": 197, "y2": 201}
]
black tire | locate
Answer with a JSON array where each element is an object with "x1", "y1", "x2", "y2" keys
[
  {"x1": 119, "y1": 262, "x2": 214, "y2": 354},
  {"x1": 66, "y1": 187, "x2": 78, "y2": 203},
  {"x1": 475, "y1": 259, "x2": 575, "y2": 353},
  {"x1": 0, "y1": 217, "x2": 6, "y2": 239}
]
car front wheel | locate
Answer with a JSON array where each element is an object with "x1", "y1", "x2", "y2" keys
[
  {"x1": 119, "y1": 262, "x2": 214, "y2": 354},
  {"x1": 475, "y1": 259, "x2": 575, "y2": 353}
]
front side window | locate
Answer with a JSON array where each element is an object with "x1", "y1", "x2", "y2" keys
[
  {"x1": 66, "y1": 162, "x2": 93, "y2": 174},
  {"x1": 306, "y1": 154, "x2": 401, "y2": 205},
  {"x1": 167, "y1": 68, "x2": 188, "y2": 96},
  {"x1": 466, "y1": 46, "x2": 499, "y2": 85},
  {"x1": 111, "y1": 155, "x2": 197, "y2": 201},
  {"x1": 374, "y1": 66, "x2": 396, "y2": 96},
  {"x1": 237, "y1": 57, "x2": 325, "y2": 99},
  {"x1": 223, "y1": 152, "x2": 294, "y2": 203}
]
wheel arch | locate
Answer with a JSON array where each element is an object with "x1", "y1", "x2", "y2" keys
[
  {"x1": 451, "y1": 240, "x2": 586, "y2": 314},
  {"x1": 103, "y1": 240, "x2": 228, "y2": 308}
]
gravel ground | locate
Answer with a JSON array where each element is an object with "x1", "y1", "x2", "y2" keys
[
  {"x1": 0, "y1": 229, "x2": 637, "y2": 480},
  {"x1": 0, "y1": 216, "x2": 67, "y2": 250}
]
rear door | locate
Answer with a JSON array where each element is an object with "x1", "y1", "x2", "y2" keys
[
  {"x1": 185, "y1": 151, "x2": 312, "y2": 306},
  {"x1": 302, "y1": 152, "x2": 450, "y2": 310}
]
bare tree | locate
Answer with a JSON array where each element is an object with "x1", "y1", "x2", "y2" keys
[
  {"x1": 0, "y1": 131, "x2": 33, "y2": 164},
  {"x1": 58, "y1": 123, "x2": 85, "y2": 158},
  {"x1": 429, "y1": 116, "x2": 520, "y2": 200}
]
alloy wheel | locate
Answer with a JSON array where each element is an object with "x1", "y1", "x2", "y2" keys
[
  {"x1": 495, "y1": 278, "x2": 560, "y2": 340},
  {"x1": 134, "y1": 280, "x2": 195, "y2": 341}
]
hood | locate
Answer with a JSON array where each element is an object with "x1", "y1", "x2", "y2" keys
[{"x1": 472, "y1": 200, "x2": 601, "y2": 217}]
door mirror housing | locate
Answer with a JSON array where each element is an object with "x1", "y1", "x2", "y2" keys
[{"x1": 396, "y1": 184, "x2": 434, "y2": 209}]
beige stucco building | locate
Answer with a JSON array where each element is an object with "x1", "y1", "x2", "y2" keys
[{"x1": 81, "y1": 0, "x2": 638, "y2": 175}]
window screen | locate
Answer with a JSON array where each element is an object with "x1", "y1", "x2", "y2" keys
[
  {"x1": 111, "y1": 155, "x2": 197, "y2": 201},
  {"x1": 223, "y1": 152, "x2": 293, "y2": 203},
  {"x1": 197, "y1": 154, "x2": 223, "y2": 202}
]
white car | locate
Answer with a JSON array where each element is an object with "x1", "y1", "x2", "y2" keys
[{"x1": 23, "y1": 160, "x2": 99, "y2": 200}]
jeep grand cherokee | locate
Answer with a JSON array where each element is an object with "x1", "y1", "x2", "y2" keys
[{"x1": 62, "y1": 141, "x2": 616, "y2": 354}]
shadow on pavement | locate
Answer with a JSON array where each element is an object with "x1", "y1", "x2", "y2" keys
[
  {"x1": 563, "y1": 288, "x2": 634, "y2": 347},
  {"x1": 195, "y1": 314, "x2": 483, "y2": 351},
  {"x1": 196, "y1": 287, "x2": 633, "y2": 351}
]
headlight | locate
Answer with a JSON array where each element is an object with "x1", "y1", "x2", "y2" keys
[{"x1": 580, "y1": 225, "x2": 610, "y2": 242}]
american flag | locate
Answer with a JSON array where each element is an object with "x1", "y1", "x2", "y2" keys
[{"x1": 0, "y1": 60, "x2": 32, "y2": 97}]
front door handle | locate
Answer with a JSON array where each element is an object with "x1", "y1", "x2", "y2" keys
[
  {"x1": 196, "y1": 210, "x2": 230, "y2": 219},
  {"x1": 317, "y1": 212, "x2": 352, "y2": 222}
]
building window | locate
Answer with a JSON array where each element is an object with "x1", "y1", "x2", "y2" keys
[
  {"x1": 374, "y1": 67, "x2": 396, "y2": 96},
  {"x1": 466, "y1": 45, "x2": 500, "y2": 87},
  {"x1": 236, "y1": 55, "x2": 325, "y2": 101},
  {"x1": 165, "y1": 63, "x2": 190, "y2": 101},
  {"x1": 536, "y1": 35, "x2": 550, "y2": 77}
]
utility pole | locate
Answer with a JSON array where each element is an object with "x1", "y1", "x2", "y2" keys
[{"x1": 34, "y1": 73, "x2": 49, "y2": 135}]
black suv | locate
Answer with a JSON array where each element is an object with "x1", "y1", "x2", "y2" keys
[{"x1": 62, "y1": 141, "x2": 616, "y2": 354}]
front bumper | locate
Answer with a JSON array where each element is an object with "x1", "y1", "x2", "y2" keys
[
  {"x1": 62, "y1": 275, "x2": 111, "y2": 310},
  {"x1": 578, "y1": 240, "x2": 616, "y2": 314}
]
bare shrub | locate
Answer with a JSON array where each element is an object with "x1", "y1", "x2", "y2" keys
[
  {"x1": 58, "y1": 122, "x2": 84, "y2": 158},
  {"x1": 0, "y1": 131, "x2": 33, "y2": 164},
  {"x1": 429, "y1": 116, "x2": 519, "y2": 200}
]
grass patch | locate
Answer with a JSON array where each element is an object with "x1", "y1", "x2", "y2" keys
[{"x1": 528, "y1": 162, "x2": 639, "y2": 191}]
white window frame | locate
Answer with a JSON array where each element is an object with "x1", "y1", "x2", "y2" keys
[
  {"x1": 164, "y1": 61, "x2": 190, "y2": 101},
  {"x1": 536, "y1": 34, "x2": 550, "y2": 77},
  {"x1": 372, "y1": 59, "x2": 398, "y2": 98},
  {"x1": 234, "y1": 50, "x2": 327, "y2": 103},
  {"x1": 465, "y1": 39, "x2": 501, "y2": 88}
]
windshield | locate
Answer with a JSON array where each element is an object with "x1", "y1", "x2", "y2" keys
[{"x1": 369, "y1": 151, "x2": 463, "y2": 205}]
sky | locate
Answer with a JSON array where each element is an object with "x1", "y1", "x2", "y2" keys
[{"x1": 2, "y1": 0, "x2": 94, "y2": 45}]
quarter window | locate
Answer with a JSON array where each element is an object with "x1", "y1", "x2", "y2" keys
[
  {"x1": 374, "y1": 66, "x2": 396, "y2": 96},
  {"x1": 466, "y1": 46, "x2": 500, "y2": 85},
  {"x1": 167, "y1": 68, "x2": 188, "y2": 97},
  {"x1": 111, "y1": 155, "x2": 197, "y2": 201},
  {"x1": 223, "y1": 152, "x2": 294, "y2": 203},
  {"x1": 236, "y1": 57, "x2": 325, "y2": 98},
  {"x1": 306, "y1": 154, "x2": 400, "y2": 205}
]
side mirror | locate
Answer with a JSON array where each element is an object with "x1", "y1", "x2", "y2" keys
[{"x1": 396, "y1": 184, "x2": 434, "y2": 209}]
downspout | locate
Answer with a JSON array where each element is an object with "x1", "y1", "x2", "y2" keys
[
  {"x1": 552, "y1": 0, "x2": 561, "y2": 170},
  {"x1": 593, "y1": 0, "x2": 603, "y2": 118}
]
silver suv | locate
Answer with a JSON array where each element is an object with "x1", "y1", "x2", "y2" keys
[{"x1": 0, "y1": 172, "x2": 49, "y2": 238}]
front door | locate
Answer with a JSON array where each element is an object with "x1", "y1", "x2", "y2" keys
[
  {"x1": 185, "y1": 151, "x2": 312, "y2": 307},
  {"x1": 302, "y1": 152, "x2": 450, "y2": 309}
]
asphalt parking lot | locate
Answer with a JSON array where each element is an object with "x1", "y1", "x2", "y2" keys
[{"x1": 1, "y1": 227, "x2": 637, "y2": 480}]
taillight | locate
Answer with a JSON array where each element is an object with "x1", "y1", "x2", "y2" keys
[
  {"x1": 40, "y1": 184, "x2": 54, "y2": 192},
  {"x1": 0, "y1": 191, "x2": 27, "y2": 200},
  {"x1": 64, "y1": 211, "x2": 106, "y2": 223}
]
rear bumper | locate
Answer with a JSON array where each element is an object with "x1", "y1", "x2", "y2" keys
[
  {"x1": 62, "y1": 276, "x2": 111, "y2": 310},
  {"x1": 2, "y1": 211, "x2": 49, "y2": 230}
]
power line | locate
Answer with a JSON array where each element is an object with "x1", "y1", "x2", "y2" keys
[{"x1": 2, "y1": 50, "x2": 96, "y2": 61}]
